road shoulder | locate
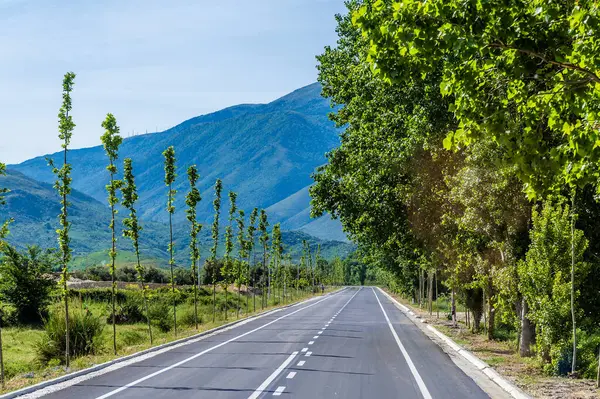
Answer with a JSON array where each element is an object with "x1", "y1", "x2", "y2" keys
[{"x1": 376, "y1": 287, "x2": 530, "y2": 399}]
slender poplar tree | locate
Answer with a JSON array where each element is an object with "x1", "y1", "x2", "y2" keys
[
  {"x1": 222, "y1": 191, "x2": 237, "y2": 320},
  {"x1": 236, "y1": 209, "x2": 247, "y2": 318},
  {"x1": 185, "y1": 165, "x2": 202, "y2": 329},
  {"x1": 100, "y1": 113, "x2": 123, "y2": 355},
  {"x1": 271, "y1": 223, "x2": 283, "y2": 303},
  {"x1": 247, "y1": 208, "x2": 258, "y2": 312},
  {"x1": 0, "y1": 162, "x2": 13, "y2": 387},
  {"x1": 210, "y1": 179, "x2": 223, "y2": 322},
  {"x1": 48, "y1": 72, "x2": 76, "y2": 367},
  {"x1": 307, "y1": 242, "x2": 314, "y2": 293},
  {"x1": 122, "y1": 158, "x2": 152, "y2": 343},
  {"x1": 258, "y1": 210, "x2": 269, "y2": 309},
  {"x1": 163, "y1": 146, "x2": 177, "y2": 335}
]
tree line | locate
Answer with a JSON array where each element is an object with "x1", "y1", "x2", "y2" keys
[
  {"x1": 0, "y1": 72, "x2": 344, "y2": 385},
  {"x1": 311, "y1": 0, "x2": 600, "y2": 381}
]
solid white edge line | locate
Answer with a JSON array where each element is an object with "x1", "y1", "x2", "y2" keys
[
  {"x1": 94, "y1": 290, "x2": 344, "y2": 399},
  {"x1": 248, "y1": 353, "x2": 297, "y2": 399},
  {"x1": 372, "y1": 287, "x2": 433, "y2": 399}
]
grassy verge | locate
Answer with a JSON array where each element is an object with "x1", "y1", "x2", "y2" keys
[
  {"x1": 1, "y1": 286, "x2": 335, "y2": 395},
  {"x1": 382, "y1": 288, "x2": 600, "y2": 399}
]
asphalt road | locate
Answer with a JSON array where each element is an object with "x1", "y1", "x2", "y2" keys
[{"x1": 37, "y1": 287, "x2": 490, "y2": 399}]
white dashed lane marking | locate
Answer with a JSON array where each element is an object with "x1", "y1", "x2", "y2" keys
[
  {"x1": 286, "y1": 372, "x2": 296, "y2": 379},
  {"x1": 297, "y1": 361, "x2": 305, "y2": 366},
  {"x1": 313, "y1": 336, "x2": 318, "y2": 339},
  {"x1": 308, "y1": 341, "x2": 314, "y2": 345},
  {"x1": 273, "y1": 386, "x2": 286, "y2": 396},
  {"x1": 301, "y1": 348, "x2": 308, "y2": 353},
  {"x1": 305, "y1": 352, "x2": 312, "y2": 357}
]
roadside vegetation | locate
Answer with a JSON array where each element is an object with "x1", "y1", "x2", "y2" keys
[{"x1": 308, "y1": 0, "x2": 600, "y2": 395}]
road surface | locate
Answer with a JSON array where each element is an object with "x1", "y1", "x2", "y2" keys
[{"x1": 38, "y1": 287, "x2": 490, "y2": 399}]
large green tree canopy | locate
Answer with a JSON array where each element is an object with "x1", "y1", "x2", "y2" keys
[{"x1": 354, "y1": 0, "x2": 600, "y2": 198}]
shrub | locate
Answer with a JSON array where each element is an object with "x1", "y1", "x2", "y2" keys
[
  {"x1": 0, "y1": 245, "x2": 56, "y2": 325},
  {"x1": 37, "y1": 308, "x2": 104, "y2": 364},
  {"x1": 180, "y1": 307, "x2": 203, "y2": 327},
  {"x1": 147, "y1": 300, "x2": 173, "y2": 333},
  {"x1": 109, "y1": 300, "x2": 145, "y2": 325}
]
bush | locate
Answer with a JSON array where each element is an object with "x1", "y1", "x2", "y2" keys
[
  {"x1": 147, "y1": 300, "x2": 173, "y2": 333},
  {"x1": 0, "y1": 245, "x2": 56, "y2": 325},
  {"x1": 180, "y1": 307, "x2": 202, "y2": 327},
  {"x1": 109, "y1": 299, "x2": 145, "y2": 325},
  {"x1": 37, "y1": 308, "x2": 104, "y2": 364}
]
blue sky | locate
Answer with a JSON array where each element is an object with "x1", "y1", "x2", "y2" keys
[{"x1": 0, "y1": 0, "x2": 346, "y2": 164}]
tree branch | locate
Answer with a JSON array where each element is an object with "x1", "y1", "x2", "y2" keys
[{"x1": 488, "y1": 42, "x2": 600, "y2": 84}]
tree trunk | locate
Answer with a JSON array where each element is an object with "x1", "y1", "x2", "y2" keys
[
  {"x1": 571, "y1": 191, "x2": 577, "y2": 374},
  {"x1": 596, "y1": 346, "x2": 600, "y2": 388},
  {"x1": 451, "y1": 288, "x2": 457, "y2": 327},
  {"x1": 519, "y1": 297, "x2": 534, "y2": 357},
  {"x1": 435, "y1": 270, "x2": 439, "y2": 319},
  {"x1": 487, "y1": 279, "x2": 495, "y2": 340},
  {"x1": 224, "y1": 288, "x2": 228, "y2": 320},
  {"x1": 0, "y1": 321, "x2": 4, "y2": 387},
  {"x1": 428, "y1": 271, "x2": 433, "y2": 315}
]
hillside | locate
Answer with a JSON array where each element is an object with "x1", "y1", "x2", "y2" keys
[
  {"x1": 11, "y1": 83, "x2": 345, "y2": 242},
  {"x1": 0, "y1": 170, "x2": 353, "y2": 267}
]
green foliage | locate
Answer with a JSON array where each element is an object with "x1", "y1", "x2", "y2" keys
[
  {"x1": 354, "y1": 0, "x2": 600, "y2": 198},
  {"x1": 211, "y1": 179, "x2": 223, "y2": 263},
  {"x1": 163, "y1": 145, "x2": 177, "y2": 334},
  {"x1": 221, "y1": 191, "x2": 237, "y2": 288},
  {"x1": 0, "y1": 245, "x2": 56, "y2": 325},
  {"x1": 48, "y1": 72, "x2": 76, "y2": 297},
  {"x1": 37, "y1": 308, "x2": 104, "y2": 365},
  {"x1": 519, "y1": 200, "x2": 588, "y2": 368},
  {"x1": 147, "y1": 300, "x2": 173, "y2": 333}
]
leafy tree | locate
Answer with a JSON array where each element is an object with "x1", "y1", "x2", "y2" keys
[
  {"x1": 210, "y1": 179, "x2": 223, "y2": 322},
  {"x1": 222, "y1": 191, "x2": 237, "y2": 320},
  {"x1": 100, "y1": 113, "x2": 123, "y2": 355},
  {"x1": 236, "y1": 209, "x2": 247, "y2": 317},
  {"x1": 247, "y1": 208, "x2": 258, "y2": 312},
  {"x1": 47, "y1": 72, "x2": 76, "y2": 367},
  {"x1": 163, "y1": 146, "x2": 177, "y2": 335},
  {"x1": 354, "y1": 0, "x2": 600, "y2": 369},
  {"x1": 519, "y1": 200, "x2": 588, "y2": 373},
  {"x1": 122, "y1": 158, "x2": 152, "y2": 343},
  {"x1": 271, "y1": 223, "x2": 283, "y2": 302},
  {"x1": 0, "y1": 245, "x2": 56, "y2": 325},
  {"x1": 258, "y1": 210, "x2": 269, "y2": 309},
  {"x1": 185, "y1": 165, "x2": 202, "y2": 329}
]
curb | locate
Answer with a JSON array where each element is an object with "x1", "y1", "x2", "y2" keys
[
  {"x1": 1, "y1": 288, "x2": 344, "y2": 399},
  {"x1": 376, "y1": 287, "x2": 531, "y2": 399}
]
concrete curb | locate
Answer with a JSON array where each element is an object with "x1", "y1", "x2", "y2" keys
[
  {"x1": 376, "y1": 287, "x2": 531, "y2": 399},
  {"x1": 1, "y1": 288, "x2": 344, "y2": 399}
]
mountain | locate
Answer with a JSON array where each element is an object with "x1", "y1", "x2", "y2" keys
[
  {"x1": 0, "y1": 170, "x2": 353, "y2": 266},
  {"x1": 11, "y1": 83, "x2": 344, "y2": 240},
  {"x1": 2, "y1": 83, "x2": 354, "y2": 264}
]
